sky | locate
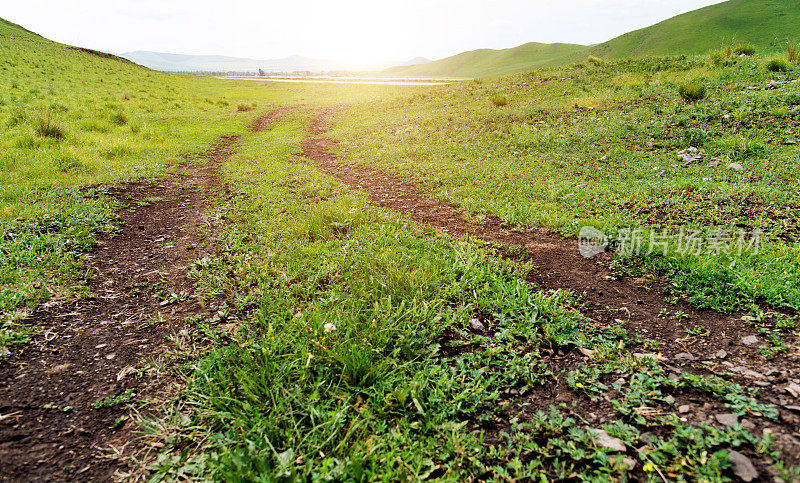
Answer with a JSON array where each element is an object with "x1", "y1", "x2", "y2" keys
[{"x1": 3, "y1": 0, "x2": 725, "y2": 64}]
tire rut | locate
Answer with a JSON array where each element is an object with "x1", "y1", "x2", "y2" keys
[{"x1": 0, "y1": 109, "x2": 284, "y2": 481}]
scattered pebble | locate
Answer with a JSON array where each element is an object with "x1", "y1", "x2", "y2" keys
[
  {"x1": 729, "y1": 450, "x2": 759, "y2": 482},
  {"x1": 785, "y1": 382, "x2": 800, "y2": 399},
  {"x1": 674, "y1": 352, "x2": 695, "y2": 362},
  {"x1": 469, "y1": 318, "x2": 485, "y2": 332},
  {"x1": 741, "y1": 335, "x2": 759, "y2": 346},
  {"x1": 678, "y1": 404, "x2": 691, "y2": 414},
  {"x1": 592, "y1": 429, "x2": 626, "y2": 452},
  {"x1": 715, "y1": 349, "x2": 727, "y2": 359},
  {"x1": 45, "y1": 364, "x2": 72, "y2": 375},
  {"x1": 728, "y1": 162, "x2": 744, "y2": 171},
  {"x1": 715, "y1": 413, "x2": 739, "y2": 427}
]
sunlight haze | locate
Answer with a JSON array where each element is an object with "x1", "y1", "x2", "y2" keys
[{"x1": 4, "y1": 0, "x2": 725, "y2": 63}]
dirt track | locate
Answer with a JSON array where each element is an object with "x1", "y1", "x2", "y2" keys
[
  {"x1": 303, "y1": 106, "x2": 800, "y2": 468},
  {"x1": 0, "y1": 110, "x2": 289, "y2": 481},
  {"x1": 2, "y1": 105, "x2": 799, "y2": 479}
]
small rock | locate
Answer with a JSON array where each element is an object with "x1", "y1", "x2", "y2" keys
[
  {"x1": 783, "y1": 405, "x2": 800, "y2": 413},
  {"x1": 741, "y1": 419, "x2": 756, "y2": 430},
  {"x1": 621, "y1": 457, "x2": 636, "y2": 470},
  {"x1": 593, "y1": 429, "x2": 626, "y2": 452},
  {"x1": 578, "y1": 347, "x2": 596, "y2": 358},
  {"x1": 105, "y1": 353, "x2": 116, "y2": 360},
  {"x1": 116, "y1": 366, "x2": 135, "y2": 381},
  {"x1": 728, "y1": 162, "x2": 744, "y2": 171},
  {"x1": 715, "y1": 349, "x2": 728, "y2": 359},
  {"x1": 785, "y1": 381, "x2": 800, "y2": 398},
  {"x1": 639, "y1": 432, "x2": 658, "y2": 444},
  {"x1": 95, "y1": 344, "x2": 107, "y2": 349},
  {"x1": 731, "y1": 366, "x2": 767, "y2": 380},
  {"x1": 741, "y1": 335, "x2": 759, "y2": 346},
  {"x1": 678, "y1": 404, "x2": 692, "y2": 414},
  {"x1": 46, "y1": 364, "x2": 72, "y2": 375},
  {"x1": 715, "y1": 413, "x2": 739, "y2": 427},
  {"x1": 469, "y1": 318, "x2": 485, "y2": 332},
  {"x1": 674, "y1": 352, "x2": 695, "y2": 362},
  {"x1": 729, "y1": 450, "x2": 759, "y2": 482},
  {"x1": 323, "y1": 323, "x2": 337, "y2": 333}
]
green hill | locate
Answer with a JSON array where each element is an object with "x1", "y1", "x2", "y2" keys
[
  {"x1": 387, "y1": 0, "x2": 800, "y2": 78},
  {"x1": 383, "y1": 42, "x2": 587, "y2": 78},
  {"x1": 588, "y1": 0, "x2": 800, "y2": 59}
]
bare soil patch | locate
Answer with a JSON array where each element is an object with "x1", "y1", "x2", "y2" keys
[{"x1": 0, "y1": 136, "x2": 239, "y2": 481}]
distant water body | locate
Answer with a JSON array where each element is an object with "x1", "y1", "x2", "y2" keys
[{"x1": 218, "y1": 76, "x2": 465, "y2": 86}]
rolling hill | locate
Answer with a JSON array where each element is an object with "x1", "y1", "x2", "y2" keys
[
  {"x1": 386, "y1": 0, "x2": 800, "y2": 78},
  {"x1": 382, "y1": 42, "x2": 586, "y2": 78}
]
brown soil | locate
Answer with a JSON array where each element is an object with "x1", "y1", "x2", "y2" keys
[
  {"x1": 0, "y1": 110, "x2": 285, "y2": 481},
  {"x1": 303, "y1": 107, "x2": 800, "y2": 473}
]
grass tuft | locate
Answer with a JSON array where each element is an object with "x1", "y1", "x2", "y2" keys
[
  {"x1": 788, "y1": 43, "x2": 800, "y2": 64},
  {"x1": 109, "y1": 111, "x2": 127, "y2": 125},
  {"x1": 34, "y1": 114, "x2": 65, "y2": 139},
  {"x1": 733, "y1": 44, "x2": 755, "y2": 56},
  {"x1": 766, "y1": 58, "x2": 792, "y2": 72},
  {"x1": 490, "y1": 93, "x2": 508, "y2": 107},
  {"x1": 677, "y1": 82, "x2": 707, "y2": 102}
]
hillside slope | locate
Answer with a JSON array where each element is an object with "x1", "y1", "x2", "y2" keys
[
  {"x1": 386, "y1": 0, "x2": 800, "y2": 78},
  {"x1": 384, "y1": 42, "x2": 587, "y2": 78},
  {"x1": 588, "y1": 0, "x2": 800, "y2": 59}
]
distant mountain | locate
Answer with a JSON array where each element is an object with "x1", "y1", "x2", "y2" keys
[
  {"x1": 398, "y1": 57, "x2": 431, "y2": 66},
  {"x1": 119, "y1": 51, "x2": 430, "y2": 73},
  {"x1": 386, "y1": 0, "x2": 800, "y2": 78}
]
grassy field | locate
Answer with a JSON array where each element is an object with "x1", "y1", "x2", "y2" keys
[
  {"x1": 339, "y1": 53, "x2": 800, "y2": 315},
  {"x1": 4, "y1": 12, "x2": 800, "y2": 482}
]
